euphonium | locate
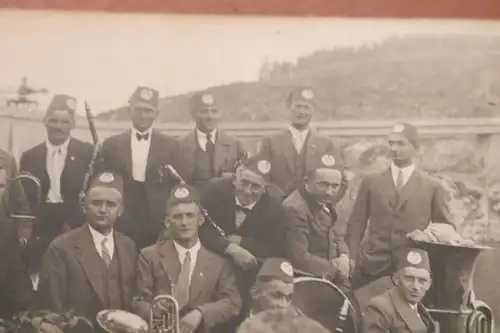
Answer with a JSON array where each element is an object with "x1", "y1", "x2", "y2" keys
[{"x1": 149, "y1": 284, "x2": 180, "y2": 333}]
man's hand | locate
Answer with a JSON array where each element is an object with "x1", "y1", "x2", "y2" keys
[
  {"x1": 226, "y1": 243, "x2": 257, "y2": 270},
  {"x1": 180, "y1": 309, "x2": 203, "y2": 333},
  {"x1": 333, "y1": 254, "x2": 350, "y2": 279},
  {"x1": 228, "y1": 235, "x2": 242, "y2": 245}
]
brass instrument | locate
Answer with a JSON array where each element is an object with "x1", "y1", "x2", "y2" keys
[{"x1": 149, "y1": 293, "x2": 180, "y2": 333}]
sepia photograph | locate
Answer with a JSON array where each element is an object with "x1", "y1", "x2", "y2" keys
[{"x1": 0, "y1": 8, "x2": 500, "y2": 333}]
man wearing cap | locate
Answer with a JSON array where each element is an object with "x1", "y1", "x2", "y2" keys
[
  {"x1": 38, "y1": 171, "x2": 137, "y2": 322},
  {"x1": 259, "y1": 87, "x2": 347, "y2": 199},
  {"x1": 178, "y1": 91, "x2": 247, "y2": 191},
  {"x1": 346, "y1": 122, "x2": 454, "y2": 290},
  {"x1": 132, "y1": 184, "x2": 241, "y2": 333},
  {"x1": 284, "y1": 153, "x2": 350, "y2": 286},
  {"x1": 363, "y1": 248, "x2": 437, "y2": 333},
  {"x1": 96, "y1": 86, "x2": 183, "y2": 249},
  {"x1": 19, "y1": 94, "x2": 94, "y2": 282},
  {"x1": 247, "y1": 258, "x2": 300, "y2": 318}
]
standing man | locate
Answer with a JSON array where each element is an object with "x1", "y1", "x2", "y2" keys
[
  {"x1": 96, "y1": 86, "x2": 183, "y2": 249},
  {"x1": 346, "y1": 123, "x2": 455, "y2": 290},
  {"x1": 19, "y1": 94, "x2": 93, "y2": 279},
  {"x1": 179, "y1": 91, "x2": 247, "y2": 190},
  {"x1": 363, "y1": 248, "x2": 437, "y2": 333},
  {"x1": 259, "y1": 87, "x2": 347, "y2": 199},
  {"x1": 132, "y1": 184, "x2": 241, "y2": 333},
  {"x1": 38, "y1": 171, "x2": 137, "y2": 323}
]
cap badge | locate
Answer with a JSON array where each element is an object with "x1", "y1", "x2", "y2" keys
[
  {"x1": 280, "y1": 262, "x2": 294, "y2": 277},
  {"x1": 321, "y1": 154, "x2": 336, "y2": 167},
  {"x1": 141, "y1": 88, "x2": 153, "y2": 101},
  {"x1": 257, "y1": 160, "x2": 271, "y2": 174},
  {"x1": 174, "y1": 187, "x2": 190, "y2": 199},
  {"x1": 201, "y1": 94, "x2": 215, "y2": 105},
  {"x1": 66, "y1": 98, "x2": 76, "y2": 110},
  {"x1": 393, "y1": 124, "x2": 405, "y2": 133},
  {"x1": 98, "y1": 173, "x2": 115, "y2": 183},
  {"x1": 407, "y1": 251, "x2": 422, "y2": 265},
  {"x1": 301, "y1": 89, "x2": 314, "y2": 100}
]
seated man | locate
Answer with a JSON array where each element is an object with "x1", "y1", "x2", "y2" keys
[
  {"x1": 248, "y1": 258, "x2": 301, "y2": 318},
  {"x1": 238, "y1": 308, "x2": 329, "y2": 333},
  {"x1": 363, "y1": 248, "x2": 437, "y2": 333},
  {"x1": 132, "y1": 184, "x2": 241, "y2": 333}
]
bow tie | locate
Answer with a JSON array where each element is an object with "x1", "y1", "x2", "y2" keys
[
  {"x1": 136, "y1": 132, "x2": 150, "y2": 141},
  {"x1": 236, "y1": 204, "x2": 251, "y2": 215}
]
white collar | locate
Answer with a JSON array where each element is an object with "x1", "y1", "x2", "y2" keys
[
  {"x1": 173, "y1": 239, "x2": 201, "y2": 255},
  {"x1": 408, "y1": 302, "x2": 418, "y2": 311},
  {"x1": 46, "y1": 137, "x2": 70, "y2": 152},
  {"x1": 196, "y1": 128, "x2": 217, "y2": 139},
  {"x1": 288, "y1": 125, "x2": 309, "y2": 138},
  {"x1": 235, "y1": 196, "x2": 257, "y2": 210},
  {"x1": 390, "y1": 162, "x2": 415, "y2": 175},
  {"x1": 132, "y1": 127, "x2": 153, "y2": 137},
  {"x1": 87, "y1": 224, "x2": 114, "y2": 244}
]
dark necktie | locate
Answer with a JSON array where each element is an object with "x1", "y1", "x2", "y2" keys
[
  {"x1": 174, "y1": 251, "x2": 192, "y2": 309},
  {"x1": 136, "y1": 132, "x2": 149, "y2": 141},
  {"x1": 396, "y1": 169, "x2": 405, "y2": 192},
  {"x1": 206, "y1": 132, "x2": 216, "y2": 175},
  {"x1": 101, "y1": 238, "x2": 111, "y2": 267}
]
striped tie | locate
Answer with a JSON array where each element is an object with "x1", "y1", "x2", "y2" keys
[{"x1": 101, "y1": 238, "x2": 111, "y2": 267}]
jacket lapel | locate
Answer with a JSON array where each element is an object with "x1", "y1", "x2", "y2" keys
[
  {"x1": 120, "y1": 130, "x2": 133, "y2": 175},
  {"x1": 182, "y1": 131, "x2": 198, "y2": 178},
  {"x1": 114, "y1": 232, "x2": 133, "y2": 301},
  {"x1": 281, "y1": 131, "x2": 296, "y2": 174},
  {"x1": 189, "y1": 246, "x2": 213, "y2": 302},
  {"x1": 304, "y1": 131, "x2": 320, "y2": 172},
  {"x1": 146, "y1": 130, "x2": 162, "y2": 181},
  {"x1": 158, "y1": 241, "x2": 181, "y2": 287},
  {"x1": 60, "y1": 138, "x2": 76, "y2": 187},
  {"x1": 389, "y1": 289, "x2": 428, "y2": 333},
  {"x1": 380, "y1": 169, "x2": 398, "y2": 210},
  {"x1": 34, "y1": 143, "x2": 50, "y2": 186},
  {"x1": 213, "y1": 131, "x2": 231, "y2": 175},
  {"x1": 74, "y1": 225, "x2": 106, "y2": 306},
  {"x1": 396, "y1": 170, "x2": 422, "y2": 212}
]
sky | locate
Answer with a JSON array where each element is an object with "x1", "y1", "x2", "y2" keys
[{"x1": 1, "y1": 9, "x2": 500, "y2": 114}]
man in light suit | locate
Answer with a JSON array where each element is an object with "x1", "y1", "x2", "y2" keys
[
  {"x1": 19, "y1": 94, "x2": 94, "y2": 277},
  {"x1": 179, "y1": 91, "x2": 247, "y2": 191},
  {"x1": 363, "y1": 248, "x2": 437, "y2": 333},
  {"x1": 96, "y1": 86, "x2": 183, "y2": 249},
  {"x1": 346, "y1": 122, "x2": 455, "y2": 290},
  {"x1": 38, "y1": 171, "x2": 137, "y2": 323},
  {"x1": 259, "y1": 87, "x2": 347, "y2": 199},
  {"x1": 132, "y1": 184, "x2": 241, "y2": 333}
]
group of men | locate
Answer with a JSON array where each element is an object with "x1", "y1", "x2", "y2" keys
[{"x1": 0, "y1": 84, "x2": 455, "y2": 333}]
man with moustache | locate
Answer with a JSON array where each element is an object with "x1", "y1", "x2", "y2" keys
[
  {"x1": 38, "y1": 171, "x2": 137, "y2": 323},
  {"x1": 132, "y1": 184, "x2": 241, "y2": 333},
  {"x1": 179, "y1": 91, "x2": 247, "y2": 191},
  {"x1": 19, "y1": 94, "x2": 93, "y2": 282},
  {"x1": 96, "y1": 86, "x2": 183, "y2": 249},
  {"x1": 363, "y1": 248, "x2": 437, "y2": 333},
  {"x1": 346, "y1": 123, "x2": 455, "y2": 290},
  {"x1": 259, "y1": 87, "x2": 347, "y2": 199}
]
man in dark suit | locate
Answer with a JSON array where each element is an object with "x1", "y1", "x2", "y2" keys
[
  {"x1": 19, "y1": 94, "x2": 94, "y2": 278},
  {"x1": 38, "y1": 171, "x2": 137, "y2": 323},
  {"x1": 259, "y1": 87, "x2": 347, "y2": 199},
  {"x1": 96, "y1": 86, "x2": 183, "y2": 249},
  {"x1": 132, "y1": 184, "x2": 241, "y2": 333},
  {"x1": 363, "y1": 248, "x2": 437, "y2": 333},
  {"x1": 346, "y1": 123, "x2": 455, "y2": 290},
  {"x1": 179, "y1": 91, "x2": 247, "y2": 191}
]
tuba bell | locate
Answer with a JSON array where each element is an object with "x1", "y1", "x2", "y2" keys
[{"x1": 149, "y1": 293, "x2": 180, "y2": 333}]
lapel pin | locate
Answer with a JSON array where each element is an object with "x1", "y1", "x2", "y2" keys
[
  {"x1": 200, "y1": 272, "x2": 204, "y2": 277},
  {"x1": 70, "y1": 156, "x2": 75, "y2": 161}
]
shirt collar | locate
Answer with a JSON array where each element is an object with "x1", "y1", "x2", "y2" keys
[
  {"x1": 235, "y1": 196, "x2": 257, "y2": 210},
  {"x1": 173, "y1": 239, "x2": 201, "y2": 256},
  {"x1": 288, "y1": 125, "x2": 309, "y2": 138},
  {"x1": 46, "y1": 137, "x2": 70, "y2": 152},
  {"x1": 390, "y1": 162, "x2": 415, "y2": 175},
  {"x1": 87, "y1": 224, "x2": 114, "y2": 244},
  {"x1": 132, "y1": 127, "x2": 153, "y2": 137},
  {"x1": 196, "y1": 128, "x2": 217, "y2": 140}
]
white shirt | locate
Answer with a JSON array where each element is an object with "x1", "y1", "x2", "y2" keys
[
  {"x1": 173, "y1": 239, "x2": 201, "y2": 284},
  {"x1": 46, "y1": 138, "x2": 70, "y2": 203},
  {"x1": 131, "y1": 128, "x2": 153, "y2": 182},
  {"x1": 197, "y1": 128, "x2": 217, "y2": 152},
  {"x1": 88, "y1": 224, "x2": 115, "y2": 261},
  {"x1": 390, "y1": 163, "x2": 415, "y2": 189},
  {"x1": 288, "y1": 125, "x2": 310, "y2": 153}
]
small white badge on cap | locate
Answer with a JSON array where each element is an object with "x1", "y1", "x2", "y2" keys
[
  {"x1": 99, "y1": 172, "x2": 115, "y2": 183},
  {"x1": 301, "y1": 89, "x2": 314, "y2": 100},
  {"x1": 393, "y1": 124, "x2": 405, "y2": 133},
  {"x1": 174, "y1": 187, "x2": 189, "y2": 199},
  {"x1": 141, "y1": 88, "x2": 153, "y2": 101},
  {"x1": 280, "y1": 262, "x2": 293, "y2": 277},
  {"x1": 407, "y1": 251, "x2": 422, "y2": 265},
  {"x1": 321, "y1": 154, "x2": 336, "y2": 167},
  {"x1": 66, "y1": 98, "x2": 76, "y2": 110},
  {"x1": 201, "y1": 94, "x2": 215, "y2": 106},
  {"x1": 257, "y1": 160, "x2": 271, "y2": 174}
]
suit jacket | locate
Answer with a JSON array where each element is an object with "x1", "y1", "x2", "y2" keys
[
  {"x1": 346, "y1": 168, "x2": 454, "y2": 275},
  {"x1": 19, "y1": 137, "x2": 94, "y2": 229},
  {"x1": 259, "y1": 129, "x2": 348, "y2": 199},
  {"x1": 283, "y1": 188, "x2": 349, "y2": 281},
  {"x1": 96, "y1": 130, "x2": 183, "y2": 231},
  {"x1": 363, "y1": 288, "x2": 437, "y2": 333},
  {"x1": 198, "y1": 178, "x2": 288, "y2": 259},
  {"x1": 132, "y1": 240, "x2": 241, "y2": 332},
  {"x1": 38, "y1": 225, "x2": 137, "y2": 321},
  {"x1": 179, "y1": 129, "x2": 246, "y2": 186}
]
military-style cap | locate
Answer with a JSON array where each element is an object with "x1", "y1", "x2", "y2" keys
[
  {"x1": 257, "y1": 258, "x2": 294, "y2": 284},
  {"x1": 190, "y1": 91, "x2": 217, "y2": 111},
  {"x1": 239, "y1": 155, "x2": 272, "y2": 182},
  {"x1": 45, "y1": 94, "x2": 77, "y2": 123},
  {"x1": 395, "y1": 248, "x2": 431, "y2": 272},
  {"x1": 167, "y1": 184, "x2": 201, "y2": 209},
  {"x1": 287, "y1": 87, "x2": 315, "y2": 106},
  {"x1": 87, "y1": 171, "x2": 124, "y2": 195},
  {"x1": 128, "y1": 86, "x2": 159, "y2": 110},
  {"x1": 390, "y1": 122, "x2": 419, "y2": 148}
]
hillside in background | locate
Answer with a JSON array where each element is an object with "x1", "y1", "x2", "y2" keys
[{"x1": 96, "y1": 35, "x2": 500, "y2": 122}]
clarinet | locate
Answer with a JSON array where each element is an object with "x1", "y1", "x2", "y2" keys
[{"x1": 79, "y1": 101, "x2": 100, "y2": 207}]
